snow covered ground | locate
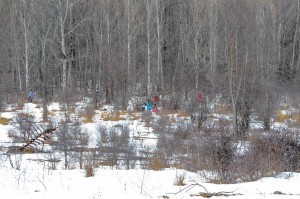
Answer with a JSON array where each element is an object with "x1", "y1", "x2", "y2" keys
[
  {"x1": 0, "y1": 102, "x2": 299, "y2": 199},
  {"x1": 0, "y1": 164, "x2": 299, "y2": 199}
]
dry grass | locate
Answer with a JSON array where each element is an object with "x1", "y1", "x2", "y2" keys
[
  {"x1": 101, "y1": 112, "x2": 110, "y2": 121},
  {"x1": 291, "y1": 113, "x2": 300, "y2": 124},
  {"x1": 22, "y1": 147, "x2": 35, "y2": 153},
  {"x1": 67, "y1": 106, "x2": 76, "y2": 114},
  {"x1": 47, "y1": 110, "x2": 55, "y2": 116},
  {"x1": 60, "y1": 105, "x2": 76, "y2": 115},
  {"x1": 214, "y1": 104, "x2": 232, "y2": 115},
  {"x1": 148, "y1": 156, "x2": 166, "y2": 170},
  {"x1": 274, "y1": 111, "x2": 290, "y2": 123},
  {"x1": 273, "y1": 111, "x2": 300, "y2": 124},
  {"x1": 131, "y1": 114, "x2": 141, "y2": 120},
  {"x1": 80, "y1": 106, "x2": 95, "y2": 123},
  {"x1": 157, "y1": 109, "x2": 177, "y2": 116},
  {"x1": 16, "y1": 102, "x2": 25, "y2": 110},
  {"x1": 101, "y1": 111, "x2": 126, "y2": 121},
  {"x1": 0, "y1": 117, "x2": 11, "y2": 125},
  {"x1": 101, "y1": 112, "x2": 115, "y2": 121},
  {"x1": 177, "y1": 111, "x2": 190, "y2": 117},
  {"x1": 207, "y1": 178, "x2": 224, "y2": 184},
  {"x1": 82, "y1": 113, "x2": 94, "y2": 123}
]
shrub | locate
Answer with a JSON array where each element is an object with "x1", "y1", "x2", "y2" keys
[
  {"x1": 141, "y1": 111, "x2": 153, "y2": 127},
  {"x1": 172, "y1": 121, "x2": 195, "y2": 140},
  {"x1": 198, "y1": 121, "x2": 237, "y2": 183},
  {"x1": 7, "y1": 129, "x2": 20, "y2": 140},
  {"x1": 85, "y1": 162, "x2": 94, "y2": 177},
  {"x1": 236, "y1": 133, "x2": 279, "y2": 181},
  {"x1": 174, "y1": 174, "x2": 186, "y2": 186},
  {"x1": 13, "y1": 113, "x2": 36, "y2": 142},
  {"x1": 110, "y1": 111, "x2": 123, "y2": 121},
  {"x1": 153, "y1": 115, "x2": 171, "y2": 132},
  {"x1": 235, "y1": 130, "x2": 300, "y2": 182},
  {"x1": 81, "y1": 106, "x2": 95, "y2": 123},
  {"x1": 82, "y1": 114, "x2": 94, "y2": 124},
  {"x1": 45, "y1": 154, "x2": 61, "y2": 170}
]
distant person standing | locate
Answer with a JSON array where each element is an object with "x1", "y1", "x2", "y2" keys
[
  {"x1": 141, "y1": 103, "x2": 146, "y2": 111},
  {"x1": 146, "y1": 99, "x2": 152, "y2": 111},
  {"x1": 152, "y1": 104, "x2": 157, "y2": 114},
  {"x1": 197, "y1": 92, "x2": 202, "y2": 104},
  {"x1": 28, "y1": 90, "x2": 34, "y2": 103}
]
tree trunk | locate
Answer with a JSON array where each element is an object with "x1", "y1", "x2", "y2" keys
[
  {"x1": 155, "y1": 0, "x2": 163, "y2": 93},
  {"x1": 127, "y1": 0, "x2": 131, "y2": 87},
  {"x1": 20, "y1": 13, "x2": 30, "y2": 91},
  {"x1": 291, "y1": 0, "x2": 299, "y2": 71},
  {"x1": 59, "y1": 0, "x2": 68, "y2": 93},
  {"x1": 146, "y1": 0, "x2": 152, "y2": 97}
]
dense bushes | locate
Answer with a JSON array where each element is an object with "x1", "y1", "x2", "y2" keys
[
  {"x1": 155, "y1": 119, "x2": 300, "y2": 183},
  {"x1": 6, "y1": 104, "x2": 299, "y2": 183}
]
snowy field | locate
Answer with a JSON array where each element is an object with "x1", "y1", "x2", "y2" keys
[{"x1": 0, "y1": 102, "x2": 299, "y2": 199}]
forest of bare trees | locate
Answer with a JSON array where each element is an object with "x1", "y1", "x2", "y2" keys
[{"x1": 0, "y1": 0, "x2": 299, "y2": 133}]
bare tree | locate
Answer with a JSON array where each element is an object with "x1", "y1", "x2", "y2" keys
[
  {"x1": 53, "y1": 124, "x2": 76, "y2": 169},
  {"x1": 19, "y1": 0, "x2": 32, "y2": 91}
]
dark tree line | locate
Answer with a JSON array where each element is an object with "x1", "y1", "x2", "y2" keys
[{"x1": 0, "y1": 0, "x2": 299, "y2": 132}]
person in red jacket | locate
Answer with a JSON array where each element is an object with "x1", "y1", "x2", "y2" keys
[{"x1": 197, "y1": 92, "x2": 202, "y2": 104}]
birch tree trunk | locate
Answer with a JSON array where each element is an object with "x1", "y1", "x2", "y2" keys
[
  {"x1": 155, "y1": 0, "x2": 163, "y2": 92},
  {"x1": 191, "y1": 0, "x2": 205, "y2": 92},
  {"x1": 32, "y1": 1, "x2": 51, "y2": 122},
  {"x1": 58, "y1": 0, "x2": 69, "y2": 93},
  {"x1": 40, "y1": 30, "x2": 50, "y2": 122},
  {"x1": 94, "y1": 9, "x2": 103, "y2": 107},
  {"x1": 127, "y1": 0, "x2": 131, "y2": 86},
  {"x1": 291, "y1": 0, "x2": 299, "y2": 71},
  {"x1": 195, "y1": 43, "x2": 199, "y2": 91},
  {"x1": 20, "y1": 12, "x2": 30, "y2": 91},
  {"x1": 209, "y1": 0, "x2": 217, "y2": 93},
  {"x1": 105, "y1": 1, "x2": 113, "y2": 103},
  {"x1": 99, "y1": 21, "x2": 103, "y2": 98},
  {"x1": 226, "y1": 20, "x2": 242, "y2": 134},
  {"x1": 12, "y1": 11, "x2": 22, "y2": 92},
  {"x1": 145, "y1": 0, "x2": 152, "y2": 97}
]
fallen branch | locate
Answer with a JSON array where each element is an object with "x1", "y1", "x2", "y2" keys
[
  {"x1": 167, "y1": 183, "x2": 208, "y2": 195},
  {"x1": 167, "y1": 184, "x2": 242, "y2": 198},
  {"x1": 190, "y1": 191, "x2": 243, "y2": 197},
  {"x1": 19, "y1": 127, "x2": 57, "y2": 152}
]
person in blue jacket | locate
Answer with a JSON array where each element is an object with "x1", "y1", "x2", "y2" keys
[
  {"x1": 28, "y1": 90, "x2": 34, "y2": 103},
  {"x1": 146, "y1": 100, "x2": 152, "y2": 111}
]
